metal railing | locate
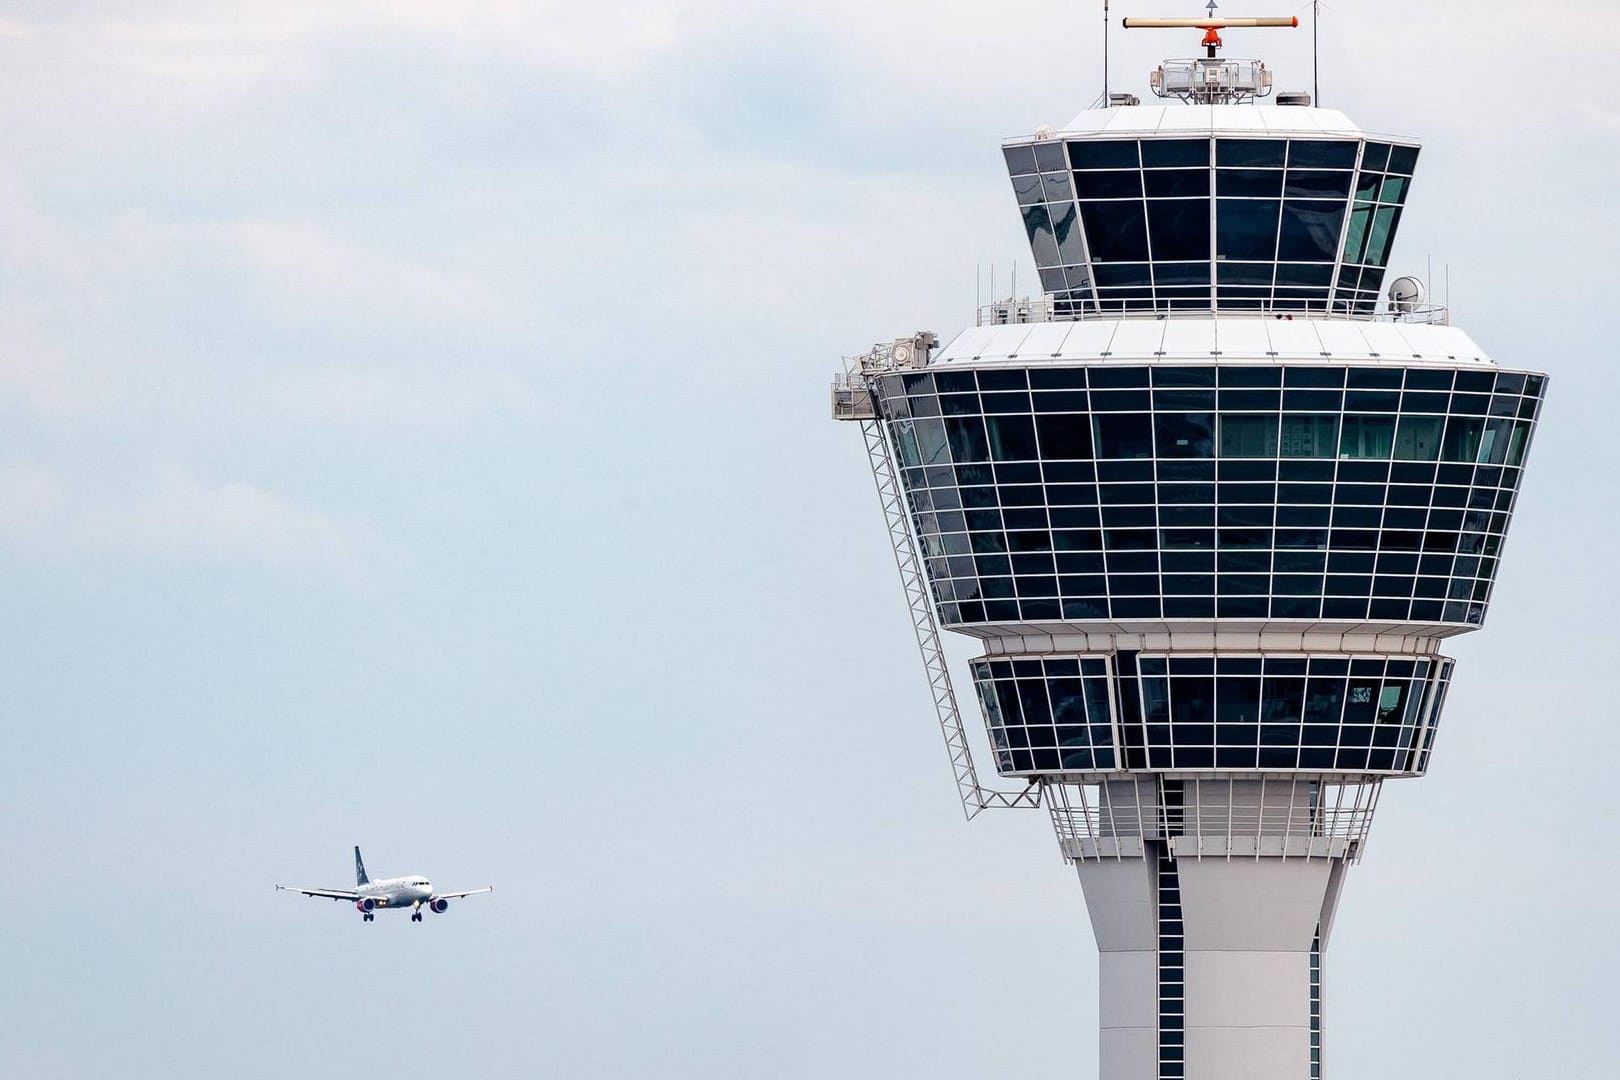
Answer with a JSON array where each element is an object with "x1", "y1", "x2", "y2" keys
[
  {"x1": 977, "y1": 298, "x2": 1451, "y2": 328},
  {"x1": 1151, "y1": 58, "x2": 1274, "y2": 105},
  {"x1": 1048, "y1": 777, "x2": 1381, "y2": 861},
  {"x1": 829, "y1": 373, "x2": 875, "y2": 419}
]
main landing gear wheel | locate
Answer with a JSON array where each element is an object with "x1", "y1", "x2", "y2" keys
[
  {"x1": 362, "y1": 913, "x2": 374, "y2": 922},
  {"x1": 411, "y1": 912, "x2": 422, "y2": 922}
]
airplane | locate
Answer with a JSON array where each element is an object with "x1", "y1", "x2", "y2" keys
[{"x1": 275, "y1": 846, "x2": 492, "y2": 923}]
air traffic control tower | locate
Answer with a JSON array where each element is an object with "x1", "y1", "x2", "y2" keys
[{"x1": 831, "y1": 15, "x2": 1545, "y2": 1080}]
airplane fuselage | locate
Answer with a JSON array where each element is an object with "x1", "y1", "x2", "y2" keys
[{"x1": 356, "y1": 875, "x2": 433, "y2": 911}]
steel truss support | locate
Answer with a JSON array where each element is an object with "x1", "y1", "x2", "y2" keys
[{"x1": 860, "y1": 417, "x2": 1040, "y2": 819}]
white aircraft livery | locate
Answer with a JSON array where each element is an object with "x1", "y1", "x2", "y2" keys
[{"x1": 276, "y1": 847, "x2": 492, "y2": 922}]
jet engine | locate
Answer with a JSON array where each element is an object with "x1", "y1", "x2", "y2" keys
[
  {"x1": 430, "y1": 898, "x2": 449, "y2": 914},
  {"x1": 355, "y1": 898, "x2": 377, "y2": 913}
]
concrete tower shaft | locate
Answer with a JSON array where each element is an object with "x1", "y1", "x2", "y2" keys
[{"x1": 833, "y1": 83, "x2": 1545, "y2": 1080}]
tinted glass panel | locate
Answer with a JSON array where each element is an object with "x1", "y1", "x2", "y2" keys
[
  {"x1": 1070, "y1": 140, "x2": 1140, "y2": 170},
  {"x1": 1278, "y1": 201, "x2": 1348, "y2": 261},
  {"x1": 1145, "y1": 170, "x2": 1210, "y2": 197},
  {"x1": 1093, "y1": 414, "x2": 1155, "y2": 458},
  {"x1": 1142, "y1": 139, "x2": 1210, "y2": 167},
  {"x1": 1023, "y1": 205, "x2": 1058, "y2": 264},
  {"x1": 1288, "y1": 140, "x2": 1360, "y2": 169},
  {"x1": 1148, "y1": 200, "x2": 1213, "y2": 262},
  {"x1": 1081, "y1": 201, "x2": 1151, "y2": 262},
  {"x1": 1075, "y1": 170, "x2": 1144, "y2": 199},
  {"x1": 1004, "y1": 145, "x2": 1037, "y2": 175},
  {"x1": 1219, "y1": 169, "x2": 1285, "y2": 197},
  {"x1": 1217, "y1": 200, "x2": 1281, "y2": 260},
  {"x1": 1387, "y1": 145, "x2": 1420, "y2": 174},
  {"x1": 1285, "y1": 171, "x2": 1354, "y2": 199},
  {"x1": 1217, "y1": 139, "x2": 1288, "y2": 167},
  {"x1": 1156, "y1": 413, "x2": 1215, "y2": 459}
]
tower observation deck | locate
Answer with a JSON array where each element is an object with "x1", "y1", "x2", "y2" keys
[{"x1": 831, "y1": 15, "x2": 1546, "y2": 1080}]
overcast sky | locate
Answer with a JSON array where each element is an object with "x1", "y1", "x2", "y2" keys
[{"x1": 1, "y1": 2, "x2": 1616, "y2": 1078}]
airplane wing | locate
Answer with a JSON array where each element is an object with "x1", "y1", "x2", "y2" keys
[
  {"x1": 431, "y1": 886, "x2": 493, "y2": 901},
  {"x1": 275, "y1": 884, "x2": 360, "y2": 902}
]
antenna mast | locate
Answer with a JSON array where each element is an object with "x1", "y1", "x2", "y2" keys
[{"x1": 1313, "y1": 0, "x2": 1321, "y2": 104}]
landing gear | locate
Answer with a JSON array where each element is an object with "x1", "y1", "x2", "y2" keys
[
  {"x1": 411, "y1": 912, "x2": 422, "y2": 922},
  {"x1": 362, "y1": 912, "x2": 374, "y2": 922}
]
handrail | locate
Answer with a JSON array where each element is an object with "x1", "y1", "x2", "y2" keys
[
  {"x1": 1046, "y1": 777, "x2": 1381, "y2": 861},
  {"x1": 977, "y1": 299, "x2": 1451, "y2": 327}
]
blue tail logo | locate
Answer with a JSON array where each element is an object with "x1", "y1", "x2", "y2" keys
[{"x1": 354, "y1": 846, "x2": 369, "y2": 886}]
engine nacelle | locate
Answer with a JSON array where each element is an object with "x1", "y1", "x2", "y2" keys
[
  {"x1": 356, "y1": 897, "x2": 377, "y2": 913},
  {"x1": 430, "y1": 898, "x2": 449, "y2": 914}
]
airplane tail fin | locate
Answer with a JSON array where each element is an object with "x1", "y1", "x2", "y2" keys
[{"x1": 354, "y1": 846, "x2": 369, "y2": 886}]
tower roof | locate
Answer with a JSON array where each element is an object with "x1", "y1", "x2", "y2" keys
[
  {"x1": 1046, "y1": 104, "x2": 1385, "y2": 141},
  {"x1": 930, "y1": 317, "x2": 1502, "y2": 370}
]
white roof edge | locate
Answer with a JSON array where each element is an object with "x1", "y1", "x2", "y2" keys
[
  {"x1": 932, "y1": 318, "x2": 1523, "y2": 370},
  {"x1": 1002, "y1": 105, "x2": 1419, "y2": 144}
]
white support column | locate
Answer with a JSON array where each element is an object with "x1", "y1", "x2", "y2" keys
[
  {"x1": 1175, "y1": 857, "x2": 1333, "y2": 1080},
  {"x1": 1070, "y1": 779, "x2": 1359, "y2": 1080},
  {"x1": 1077, "y1": 858, "x2": 1159, "y2": 1080}
]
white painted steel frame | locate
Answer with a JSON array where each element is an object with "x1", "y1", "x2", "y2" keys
[
  {"x1": 859, "y1": 415, "x2": 1041, "y2": 818},
  {"x1": 1047, "y1": 777, "x2": 1381, "y2": 862}
]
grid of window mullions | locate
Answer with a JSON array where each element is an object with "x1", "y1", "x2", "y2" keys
[
  {"x1": 971, "y1": 655, "x2": 1117, "y2": 773},
  {"x1": 973, "y1": 653, "x2": 1451, "y2": 777},
  {"x1": 901, "y1": 479, "x2": 1530, "y2": 623},
  {"x1": 1336, "y1": 151, "x2": 1416, "y2": 314},
  {"x1": 1008, "y1": 136, "x2": 1416, "y2": 314},
  {"x1": 910, "y1": 476, "x2": 1520, "y2": 602},
  {"x1": 1132, "y1": 655, "x2": 1445, "y2": 773}
]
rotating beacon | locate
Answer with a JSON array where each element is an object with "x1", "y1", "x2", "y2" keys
[{"x1": 830, "y1": 11, "x2": 1546, "y2": 1080}]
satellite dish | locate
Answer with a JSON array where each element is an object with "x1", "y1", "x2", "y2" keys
[{"x1": 1388, "y1": 275, "x2": 1426, "y2": 314}]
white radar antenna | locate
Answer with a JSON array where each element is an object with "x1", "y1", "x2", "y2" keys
[{"x1": 1124, "y1": 6, "x2": 1299, "y2": 104}]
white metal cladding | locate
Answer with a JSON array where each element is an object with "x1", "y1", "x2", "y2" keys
[
  {"x1": 1042, "y1": 105, "x2": 1391, "y2": 141},
  {"x1": 931, "y1": 318, "x2": 1502, "y2": 368}
]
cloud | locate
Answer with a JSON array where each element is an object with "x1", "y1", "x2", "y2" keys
[
  {"x1": 0, "y1": 461, "x2": 382, "y2": 575},
  {"x1": 1, "y1": 1, "x2": 694, "y2": 85},
  {"x1": 220, "y1": 217, "x2": 503, "y2": 334},
  {"x1": 1575, "y1": 103, "x2": 1620, "y2": 134},
  {"x1": 0, "y1": 183, "x2": 542, "y2": 434}
]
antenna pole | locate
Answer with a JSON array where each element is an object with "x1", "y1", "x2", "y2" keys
[
  {"x1": 1103, "y1": 0, "x2": 1110, "y2": 104},
  {"x1": 1313, "y1": 0, "x2": 1321, "y2": 104}
]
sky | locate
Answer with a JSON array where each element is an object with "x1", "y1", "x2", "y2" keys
[{"x1": 1, "y1": 2, "x2": 1616, "y2": 1077}]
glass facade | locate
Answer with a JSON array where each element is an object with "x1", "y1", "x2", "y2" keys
[
  {"x1": 972, "y1": 653, "x2": 1452, "y2": 777},
  {"x1": 1004, "y1": 136, "x2": 1418, "y2": 314},
  {"x1": 879, "y1": 364, "x2": 1544, "y2": 629}
]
